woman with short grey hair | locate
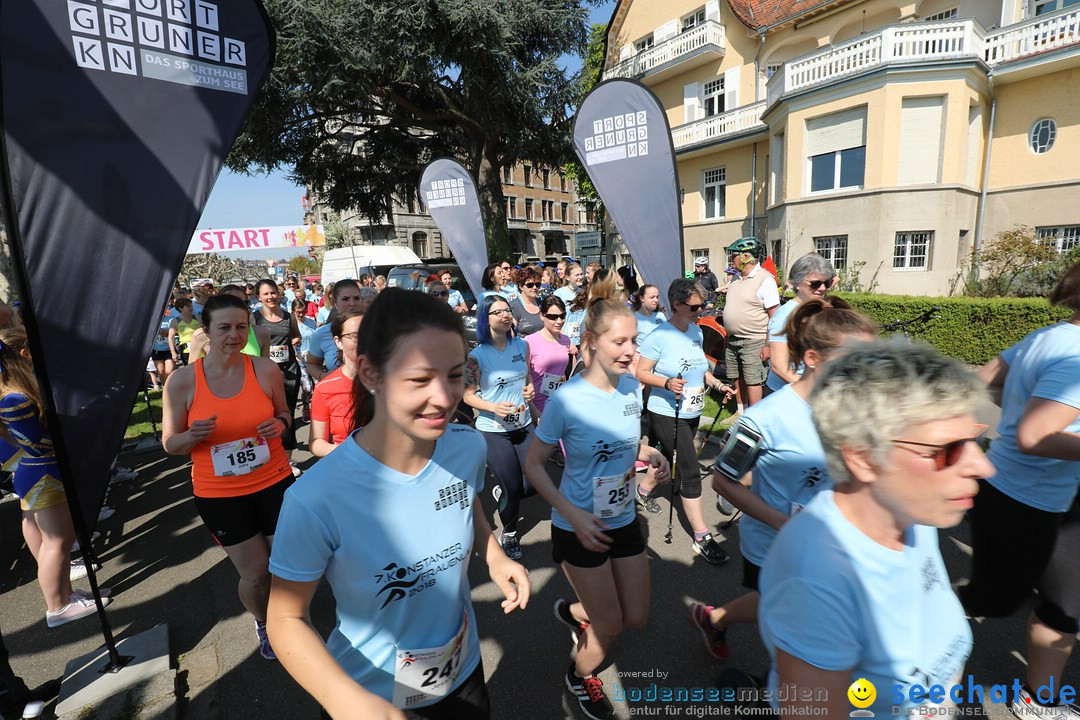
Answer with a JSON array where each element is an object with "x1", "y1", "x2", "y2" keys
[
  {"x1": 763, "y1": 254, "x2": 836, "y2": 396},
  {"x1": 758, "y1": 340, "x2": 993, "y2": 717}
]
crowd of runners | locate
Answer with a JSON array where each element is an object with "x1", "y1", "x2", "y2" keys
[{"x1": 0, "y1": 249, "x2": 1078, "y2": 720}]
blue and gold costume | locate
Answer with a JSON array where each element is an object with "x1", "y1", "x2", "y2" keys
[{"x1": 0, "y1": 393, "x2": 64, "y2": 511}]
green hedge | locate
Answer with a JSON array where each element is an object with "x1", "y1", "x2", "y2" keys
[{"x1": 836, "y1": 294, "x2": 1072, "y2": 365}]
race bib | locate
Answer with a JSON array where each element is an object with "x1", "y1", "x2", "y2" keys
[
  {"x1": 497, "y1": 404, "x2": 528, "y2": 431},
  {"x1": 210, "y1": 437, "x2": 270, "y2": 477},
  {"x1": 680, "y1": 386, "x2": 705, "y2": 415},
  {"x1": 269, "y1": 344, "x2": 289, "y2": 363},
  {"x1": 566, "y1": 321, "x2": 581, "y2": 339},
  {"x1": 592, "y1": 469, "x2": 634, "y2": 519},
  {"x1": 539, "y1": 373, "x2": 564, "y2": 397},
  {"x1": 392, "y1": 612, "x2": 469, "y2": 708}
]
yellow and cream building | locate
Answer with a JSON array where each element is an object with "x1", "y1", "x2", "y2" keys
[{"x1": 602, "y1": 0, "x2": 1080, "y2": 294}]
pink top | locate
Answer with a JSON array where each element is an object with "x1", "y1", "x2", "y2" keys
[{"x1": 526, "y1": 332, "x2": 571, "y2": 413}]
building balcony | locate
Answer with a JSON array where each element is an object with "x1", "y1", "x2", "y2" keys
[
  {"x1": 540, "y1": 220, "x2": 564, "y2": 232},
  {"x1": 507, "y1": 218, "x2": 529, "y2": 229},
  {"x1": 603, "y1": 21, "x2": 725, "y2": 84},
  {"x1": 766, "y1": 9, "x2": 1080, "y2": 107},
  {"x1": 671, "y1": 100, "x2": 767, "y2": 152}
]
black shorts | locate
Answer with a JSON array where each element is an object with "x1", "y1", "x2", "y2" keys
[
  {"x1": 193, "y1": 476, "x2": 294, "y2": 547},
  {"x1": 741, "y1": 556, "x2": 761, "y2": 592},
  {"x1": 320, "y1": 662, "x2": 489, "y2": 720},
  {"x1": 551, "y1": 519, "x2": 646, "y2": 568},
  {"x1": 150, "y1": 349, "x2": 173, "y2": 362}
]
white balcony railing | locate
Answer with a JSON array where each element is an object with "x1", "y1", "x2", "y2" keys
[
  {"x1": 604, "y1": 21, "x2": 725, "y2": 80},
  {"x1": 985, "y1": 6, "x2": 1080, "y2": 64},
  {"x1": 671, "y1": 101, "x2": 767, "y2": 150}
]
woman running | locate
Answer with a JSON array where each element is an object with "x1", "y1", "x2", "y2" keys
[
  {"x1": 186, "y1": 285, "x2": 269, "y2": 361},
  {"x1": 0, "y1": 328, "x2": 112, "y2": 627},
  {"x1": 630, "y1": 284, "x2": 665, "y2": 349},
  {"x1": 477, "y1": 262, "x2": 506, "y2": 305},
  {"x1": 463, "y1": 295, "x2": 536, "y2": 560},
  {"x1": 161, "y1": 294, "x2": 294, "y2": 659},
  {"x1": 266, "y1": 288, "x2": 529, "y2": 720},
  {"x1": 689, "y1": 298, "x2": 876, "y2": 659},
  {"x1": 961, "y1": 261, "x2": 1080, "y2": 716},
  {"x1": 523, "y1": 299, "x2": 670, "y2": 720},
  {"x1": 525, "y1": 296, "x2": 571, "y2": 420},
  {"x1": 254, "y1": 279, "x2": 302, "y2": 477},
  {"x1": 169, "y1": 298, "x2": 200, "y2": 366},
  {"x1": 763, "y1": 253, "x2": 834, "y2": 396},
  {"x1": 509, "y1": 266, "x2": 544, "y2": 336},
  {"x1": 636, "y1": 278, "x2": 734, "y2": 562},
  {"x1": 308, "y1": 309, "x2": 363, "y2": 458},
  {"x1": 151, "y1": 301, "x2": 176, "y2": 385},
  {"x1": 554, "y1": 263, "x2": 585, "y2": 306},
  {"x1": 292, "y1": 299, "x2": 317, "y2": 422},
  {"x1": 759, "y1": 340, "x2": 992, "y2": 716}
]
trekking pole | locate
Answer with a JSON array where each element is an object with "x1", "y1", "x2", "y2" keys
[{"x1": 665, "y1": 373, "x2": 683, "y2": 545}]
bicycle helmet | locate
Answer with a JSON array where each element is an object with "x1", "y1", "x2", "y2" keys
[{"x1": 724, "y1": 237, "x2": 763, "y2": 255}]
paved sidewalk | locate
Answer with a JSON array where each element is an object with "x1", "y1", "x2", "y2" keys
[{"x1": 1, "y1": 402, "x2": 1074, "y2": 719}]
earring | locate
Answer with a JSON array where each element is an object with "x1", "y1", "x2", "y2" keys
[
  {"x1": 590, "y1": 346, "x2": 596, "y2": 351},
  {"x1": 369, "y1": 388, "x2": 375, "y2": 396}
]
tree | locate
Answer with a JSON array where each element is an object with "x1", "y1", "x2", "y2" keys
[
  {"x1": 562, "y1": 22, "x2": 607, "y2": 240},
  {"x1": 288, "y1": 255, "x2": 321, "y2": 277},
  {"x1": 966, "y1": 225, "x2": 1059, "y2": 297},
  {"x1": 228, "y1": 0, "x2": 596, "y2": 261}
]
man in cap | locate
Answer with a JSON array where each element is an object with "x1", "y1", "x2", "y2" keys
[{"x1": 720, "y1": 238, "x2": 779, "y2": 409}]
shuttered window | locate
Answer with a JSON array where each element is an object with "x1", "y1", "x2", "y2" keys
[
  {"x1": 806, "y1": 107, "x2": 867, "y2": 156},
  {"x1": 897, "y1": 97, "x2": 944, "y2": 185}
]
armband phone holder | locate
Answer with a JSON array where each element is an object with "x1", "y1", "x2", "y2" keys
[{"x1": 712, "y1": 423, "x2": 763, "y2": 481}]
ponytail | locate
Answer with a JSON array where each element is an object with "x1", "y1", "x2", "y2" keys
[{"x1": 785, "y1": 297, "x2": 877, "y2": 368}]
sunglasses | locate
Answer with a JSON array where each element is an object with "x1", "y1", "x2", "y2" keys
[
  {"x1": 431, "y1": 291, "x2": 449, "y2": 297},
  {"x1": 806, "y1": 279, "x2": 829, "y2": 290},
  {"x1": 891, "y1": 425, "x2": 988, "y2": 470},
  {"x1": 680, "y1": 301, "x2": 704, "y2": 312},
  {"x1": 523, "y1": 282, "x2": 541, "y2": 289},
  {"x1": 543, "y1": 313, "x2": 565, "y2": 321}
]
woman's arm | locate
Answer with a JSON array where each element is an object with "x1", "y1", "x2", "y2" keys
[
  {"x1": 309, "y1": 420, "x2": 336, "y2": 458},
  {"x1": 977, "y1": 355, "x2": 1009, "y2": 407},
  {"x1": 636, "y1": 356, "x2": 684, "y2": 394},
  {"x1": 711, "y1": 471, "x2": 789, "y2": 530},
  {"x1": 168, "y1": 319, "x2": 180, "y2": 362},
  {"x1": 775, "y1": 649, "x2": 853, "y2": 717},
  {"x1": 267, "y1": 577, "x2": 406, "y2": 720},
  {"x1": 462, "y1": 355, "x2": 516, "y2": 416},
  {"x1": 1016, "y1": 397, "x2": 1080, "y2": 460},
  {"x1": 768, "y1": 341, "x2": 798, "y2": 384},
  {"x1": 161, "y1": 369, "x2": 213, "y2": 455},
  {"x1": 471, "y1": 503, "x2": 530, "y2": 613}
]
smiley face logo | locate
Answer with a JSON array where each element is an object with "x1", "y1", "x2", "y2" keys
[{"x1": 847, "y1": 678, "x2": 876, "y2": 709}]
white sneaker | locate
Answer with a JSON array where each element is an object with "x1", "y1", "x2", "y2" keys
[
  {"x1": 71, "y1": 531, "x2": 101, "y2": 554},
  {"x1": 97, "y1": 505, "x2": 115, "y2": 522},
  {"x1": 1012, "y1": 686, "x2": 1080, "y2": 719},
  {"x1": 69, "y1": 559, "x2": 101, "y2": 581},
  {"x1": 46, "y1": 595, "x2": 110, "y2": 628}
]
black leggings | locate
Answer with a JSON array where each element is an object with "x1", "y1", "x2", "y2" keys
[
  {"x1": 483, "y1": 425, "x2": 534, "y2": 533},
  {"x1": 959, "y1": 479, "x2": 1080, "y2": 634},
  {"x1": 647, "y1": 412, "x2": 702, "y2": 498},
  {"x1": 275, "y1": 361, "x2": 300, "y2": 451}
]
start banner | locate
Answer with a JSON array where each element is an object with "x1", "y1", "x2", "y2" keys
[{"x1": 189, "y1": 224, "x2": 326, "y2": 253}]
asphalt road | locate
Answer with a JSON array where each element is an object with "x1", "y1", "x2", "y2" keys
[{"x1": 2, "y1": 399, "x2": 1076, "y2": 720}]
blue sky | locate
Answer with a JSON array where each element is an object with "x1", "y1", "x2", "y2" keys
[{"x1": 197, "y1": 1, "x2": 617, "y2": 259}]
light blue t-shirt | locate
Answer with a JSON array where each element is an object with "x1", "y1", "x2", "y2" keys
[
  {"x1": 535, "y1": 373, "x2": 642, "y2": 532},
  {"x1": 447, "y1": 289, "x2": 465, "y2": 308},
  {"x1": 152, "y1": 316, "x2": 172, "y2": 352},
  {"x1": 639, "y1": 322, "x2": 709, "y2": 419},
  {"x1": 469, "y1": 338, "x2": 532, "y2": 433},
  {"x1": 554, "y1": 286, "x2": 581, "y2": 306},
  {"x1": 297, "y1": 318, "x2": 316, "y2": 365},
  {"x1": 634, "y1": 310, "x2": 666, "y2": 348},
  {"x1": 308, "y1": 324, "x2": 341, "y2": 372},
  {"x1": 501, "y1": 283, "x2": 519, "y2": 302},
  {"x1": 987, "y1": 322, "x2": 1080, "y2": 513},
  {"x1": 565, "y1": 307, "x2": 586, "y2": 346},
  {"x1": 723, "y1": 384, "x2": 832, "y2": 567},
  {"x1": 269, "y1": 426, "x2": 484, "y2": 709},
  {"x1": 765, "y1": 298, "x2": 801, "y2": 392},
  {"x1": 316, "y1": 306, "x2": 331, "y2": 326},
  {"x1": 760, "y1": 491, "x2": 972, "y2": 717}
]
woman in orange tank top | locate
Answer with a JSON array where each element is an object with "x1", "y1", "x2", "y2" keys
[{"x1": 162, "y1": 293, "x2": 294, "y2": 661}]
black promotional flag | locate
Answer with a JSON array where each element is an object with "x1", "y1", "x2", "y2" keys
[
  {"x1": 420, "y1": 158, "x2": 489, "y2": 298},
  {"x1": 572, "y1": 79, "x2": 683, "y2": 289},
  {"x1": 0, "y1": 0, "x2": 274, "y2": 532}
]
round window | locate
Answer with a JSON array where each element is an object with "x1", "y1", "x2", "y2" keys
[{"x1": 1030, "y1": 118, "x2": 1057, "y2": 154}]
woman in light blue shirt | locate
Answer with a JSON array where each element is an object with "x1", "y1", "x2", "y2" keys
[
  {"x1": 758, "y1": 340, "x2": 993, "y2": 717},
  {"x1": 763, "y1": 253, "x2": 835, "y2": 396},
  {"x1": 630, "y1": 284, "x2": 666, "y2": 348}
]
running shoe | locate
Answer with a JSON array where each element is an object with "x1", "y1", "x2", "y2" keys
[
  {"x1": 97, "y1": 505, "x2": 115, "y2": 522},
  {"x1": 255, "y1": 620, "x2": 277, "y2": 660},
  {"x1": 635, "y1": 486, "x2": 662, "y2": 514},
  {"x1": 499, "y1": 532, "x2": 522, "y2": 560},
  {"x1": 716, "y1": 494, "x2": 736, "y2": 515},
  {"x1": 691, "y1": 533, "x2": 730, "y2": 564},
  {"x1": 110, "y1": 465, "x2": 139, "y2": 483},
  {"x1": 565, "y1": 664, "x2": 614, "y2": 720},
  {"x1": 688, "y1": 602, "x2": 729, "y2": 659},
  {"x1": 0, "y1": 679, "x2": 61, "y2": 719},
  {"x1": 69, "y1": 559, "x2": 101, "y2": 581},
  {"x1": 553, "y1": 598, "x2": 589, "y2": 644},
  {"x1": 46, "y1": 595, "x2": 110, "y2": 628},
  {"x1": 1011, "y1": 686, "x2": 1080, "y2": 719},
  {"x1": 290, "y1": 463, "x2": 302, "y2": 478}
]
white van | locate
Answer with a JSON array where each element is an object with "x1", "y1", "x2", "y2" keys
[{"x1": 320, "y1": 246, "x2": 422, "y2": 285}]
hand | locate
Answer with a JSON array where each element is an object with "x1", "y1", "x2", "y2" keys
[
  {"x1": 522, "y1": 385, "x2": 535, "y2": 402},
  {"x1": 568, "y1": 507, "x2": 612, "y2": 552},
  {"x1": 647, "y1": 451, "x2": 671, "y2": 484},
  {"x1": 171, "y1": 352, "x2": 179, "y2": 362},
  {"x1": 760, "y1": 344, "x2": 771, "y2": 363},
  {"x1": 188, "y1": 416, "x2": 217, "y2": 443},
  {"x1": 257, "y1": 416, "x2": 286, "y2": 439},
  {"x1": 569, "y1": 344, "x2": 579, "y2": 357},
  {"x1": 493, "y1": 401, "x2": 519, "y2": 417},
  {"x1": 488, "y1": 554, "x2": 530, "y2": 614},
  {"x1": 667, "y1": 377, "x2": 686, "y2": 396},
  {"x1": 292, "y1": 337, "x2": 301, "y2": 347}
]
